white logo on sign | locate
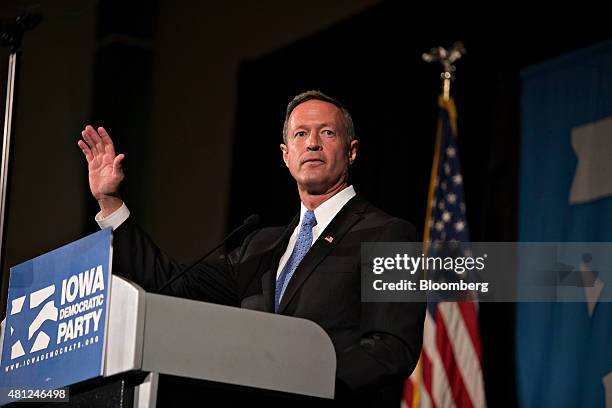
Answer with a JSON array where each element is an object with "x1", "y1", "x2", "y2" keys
[
  {"x1": 603, "y1": 372, "x2": 612, "y2": 408},
  {"x1": 9, "y1": 284, "x2": 58, "y2": 359},
  {"x1": 569, "y1": 115, "x2": 612, "y2": 204}
]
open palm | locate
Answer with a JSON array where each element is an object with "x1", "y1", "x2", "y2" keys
[{"x1": 78, "y1": 125, "x2": 125, "y2": 200}]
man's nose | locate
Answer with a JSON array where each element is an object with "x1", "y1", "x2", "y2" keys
[{"x1": 306, "y1": 133, "x2": 322, "y2": 151}]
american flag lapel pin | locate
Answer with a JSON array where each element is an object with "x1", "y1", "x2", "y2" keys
[{"x1": 324, "y1": 235, "x2": 333, "y2": 243}]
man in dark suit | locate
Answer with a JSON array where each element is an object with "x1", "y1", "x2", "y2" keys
[{"x1": 78, "y1": 90, "x2": 425, "y2": 406}]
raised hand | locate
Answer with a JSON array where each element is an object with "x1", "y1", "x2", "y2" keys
[{"x1": 78, "y1": 125, "x2": 125, "y2": 216}]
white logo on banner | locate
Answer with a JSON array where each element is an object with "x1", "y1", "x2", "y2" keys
[
  {"x1": 569, "y1": 116, "x2": 612, "y2": 204},
  {"x1": 603, "y1": 372, "x2": 612, "y2": 408},
  {"x1": 9, "y1": 284, "x2": 58, "y2": 359}
]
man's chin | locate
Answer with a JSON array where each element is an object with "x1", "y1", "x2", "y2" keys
[
  {"x1": 297, "y1": 177, "x2": 346, "y2": 196},
  {"x1": 297, "y1": 178, "x2": 330, "y2": 195}
]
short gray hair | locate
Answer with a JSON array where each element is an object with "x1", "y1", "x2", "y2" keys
[{"x1": 282, "y1": 90, "x2": 356, "y2": 146}]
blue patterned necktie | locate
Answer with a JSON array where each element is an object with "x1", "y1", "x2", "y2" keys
[{"x1": 275, "y1": 210, "x2": 317, "y2": 312}]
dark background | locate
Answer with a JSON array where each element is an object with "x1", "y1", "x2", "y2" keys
[{"x1": 1, "y1": 1, "x2": 611, "y2": 406}]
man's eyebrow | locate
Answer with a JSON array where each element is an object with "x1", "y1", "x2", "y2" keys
[
  {"x1": 289, "y1": 122, "x2": 338, "y2": 135},
  {"x1": 292, "y1": 122, "x2": 335, "y2": 128}
]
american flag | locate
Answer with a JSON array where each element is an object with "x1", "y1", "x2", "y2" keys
[{"x1": 403, "y1": 96, "x2": 486, "y2": 408}]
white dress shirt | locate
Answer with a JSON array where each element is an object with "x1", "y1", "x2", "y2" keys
[
  {"x1": 95, "y1": 203, "x2": 130, "y2": 230},
  {"x1": 95, "y1": 185, "x2": 357, "y2": 280},
  {"x1": 275, "y1": 185, "x2": 356, "y2": 278}
]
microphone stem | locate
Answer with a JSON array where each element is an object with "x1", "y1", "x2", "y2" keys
[{"x1": 157, "y1": 223, "x2": 246, "y2": 294}]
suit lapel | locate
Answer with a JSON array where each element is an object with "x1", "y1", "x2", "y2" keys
[
  {"x1": 262, "y1": 213, "x2": 299, "y2": 312},
  {"x1": 277, "y1": 194, "x2": 368, "y2": 314}
]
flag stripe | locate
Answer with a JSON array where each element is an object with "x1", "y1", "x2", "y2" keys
[
  {"x1": 439, "y1": 302, "x2": 486, "y2": 406},
  {"x1": 436, "y1": 310, "x2": 474, "y2": 408},
  {"x1": 421, "y1": 349, "x2": 438, "y2": 408},
  {"x1": 420, "y1": 381, "x2": 433, "y2": 408},
  {"x1": 424, "y1": 312, "x2": 454, "y2": 408},
  {"x1": 457, "y1": 301, "x2": 483, "y2": 362},
  {"x1": 403, "y1": 374, "x2": 414, "y2": 408}
]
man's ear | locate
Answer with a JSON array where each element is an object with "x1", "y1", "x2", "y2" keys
[
  {"x1": 348, "y1": 139, "x2": 359, "y2": 164},
  {"x1": 280, "y1": 143, "x2": 289, "y2": 167}
]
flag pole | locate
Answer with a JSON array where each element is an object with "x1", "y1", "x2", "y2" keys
[
  {"x1": 420, "y1": 41, "x2": 465, "y2": 245},
  {"x1": 404, "y1": 41, "x2": 467, "y2": 408},
  {"x1": 422, "y1": 41, "x2": 466, "y2": 101}
]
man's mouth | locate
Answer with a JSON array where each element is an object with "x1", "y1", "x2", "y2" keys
[{"x1": 302, "y1": 159, "x2": 325, "y2": 166}]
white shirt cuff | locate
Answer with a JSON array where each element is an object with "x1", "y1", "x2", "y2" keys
[{"x1": 95, "y1": 203, "x2": 130, "y2": 230}]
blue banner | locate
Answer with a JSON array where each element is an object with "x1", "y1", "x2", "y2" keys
[
  {"x1": 519, "y1": 39, "x2": 612, "y2": 407},
  {"x1": 0, "y1": 228, "x2": 112, "y2": 398}
]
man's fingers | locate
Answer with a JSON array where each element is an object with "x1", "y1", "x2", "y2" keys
[
  {"x1": 82, "y1": 127, "x2": 100, "y2": 156},
  {"x1": 113, "y1": 153, "x2": 125, "y2": 174},
  {"x1": 98, "y1": 126, "x2": 112, "y2": 143},
  {"x1": 77, "y1": 140, "x2": 93, "y2": 162},
  {"x1": 98, "y1": 127, "x2": 116, "y2": 156},
  {"x1": 85, "y1": 125, "x2": 104, "y2": 153}
]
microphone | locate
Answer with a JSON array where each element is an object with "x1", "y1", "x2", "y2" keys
[
  {"x1": 0, "y1": 14, "x2": 42, "y2": 32},
  {"x1": 157, "y1": 214, "x2": 260, "y2": 294},
  {"x1": 0, "y1": 14, "x2": 42, "y2": 51}
]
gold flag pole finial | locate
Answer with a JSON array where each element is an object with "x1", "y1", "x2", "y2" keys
[{"x1": 422, "y1": 41, "x2": 466, "y2": 101}]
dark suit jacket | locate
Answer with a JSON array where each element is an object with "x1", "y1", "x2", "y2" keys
[{"x1": 111, "y1": 194, "x2": 425, "y2": 406}]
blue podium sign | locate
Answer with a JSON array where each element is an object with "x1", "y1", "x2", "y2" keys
[{"x1": 0, "y1": 228, "x2": 112, "y2": 395}]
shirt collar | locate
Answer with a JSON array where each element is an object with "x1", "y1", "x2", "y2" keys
[{"x1": 299, "y1": 185, "x2": 356, "y2": 230}]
